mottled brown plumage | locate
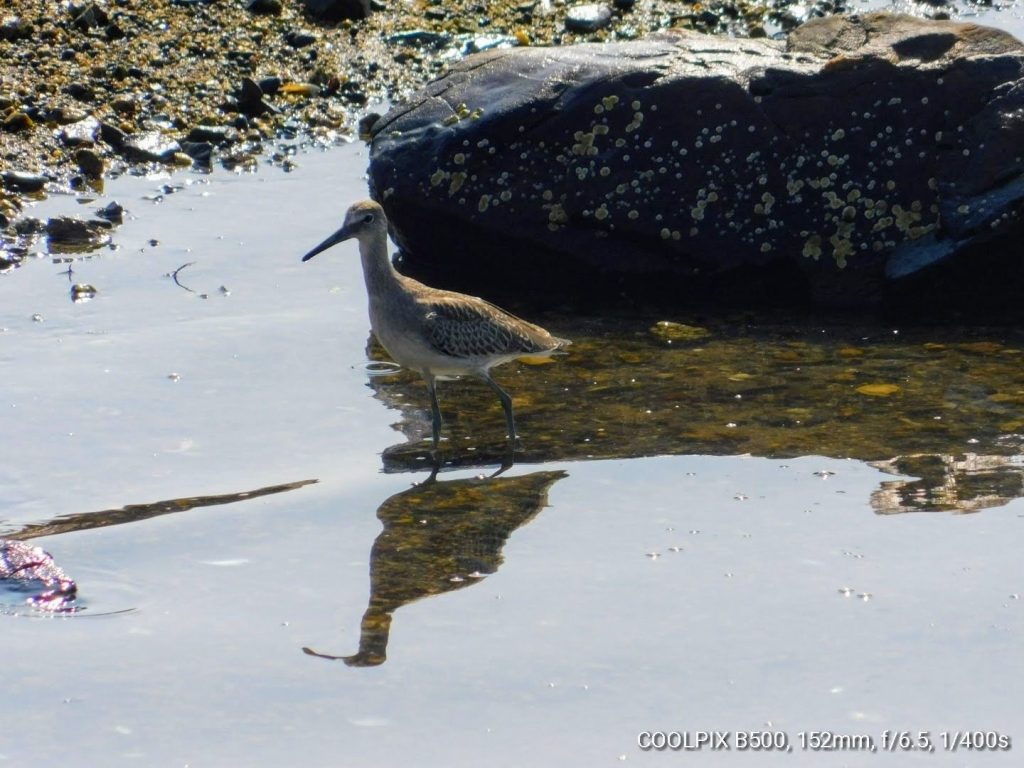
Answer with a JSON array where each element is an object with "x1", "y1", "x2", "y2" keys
[
  {"x1": 302, "y1": 199, "x2": 569, "y2": 447},
  {"x1": 423, "y1": 295, "x2": 556, "y2": 360}
]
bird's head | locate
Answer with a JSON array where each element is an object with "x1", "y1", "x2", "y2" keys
[{"x1": 301, "y1": 199, "x2": 387, "y2": 262}]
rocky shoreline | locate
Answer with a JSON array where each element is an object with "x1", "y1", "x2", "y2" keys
[{"x1": 0, "y1": 0, "x2": 976, "y2": 271}]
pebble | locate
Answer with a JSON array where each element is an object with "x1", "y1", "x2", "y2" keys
[
  {"x1": 237, "y1": 77, "x2": 279, "y2": 117},
  {"x1": 122, "y1": 130, "x2": 182, "y2": 163},
  {"x1": 64, "y1": 82, "x2": 96, "y2": 103},
  {"x1": 257, "y1": 77, "x2": 282, "y2": 96},
  {"x1": 60, "y1": 116, "x2": 101, "y2": 147},
  {"x1": 71, "y1": 2, "x2": 110, "y2": 31},
  {"x1": 70, "y1": 283, "x2": 98, "y2": 302},
  {"x1": 14, "y1": 217, "x2": 45, "y2": 236},
  {"x1": 180, "y1": 141, "x2": 214, "y2": 167},
  {"x1": 565, "y1": 4, "x2": 613, "y2": 33},
  {"x1": 0, "y1": 16, "x2": 32, "y2": 41},
  {"x1": 45, "y1": 216, "x2": 112, "y2": 249},
  {"x1": 358, "y1": 112, "x2": 382, "y2": 139},
  {"x1": 1, "y1": 171, "x2": 48, "y2": 193},
  {"x1": 99, "y1": 121, "x2": 127, "y2": 149},
  {"x1": 465, "y1": 34, "x2": 519, "y2": 54},
  {"x1": 387, "y1": 30, "x2": 451, "y2": 48},
  {"x1": 1, "y1": 111, "x2": 34, "y2": 133},
  {"x1": 285, "y1": 30, "x2": 318, "y2": 48},
  {"x1": 110, "y1": 96, "x2": 139, "y2": 116},
  {"x1": 95, "y1": 201, "x2": 125, "y2": 224},
  {"x1": 75, "y1": 148, "x2": 105, "y2": 178}
]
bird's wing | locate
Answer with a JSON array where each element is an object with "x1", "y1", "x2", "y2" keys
[{"x1": 422, "y1": 296, "x2": 549, "y2": 360}]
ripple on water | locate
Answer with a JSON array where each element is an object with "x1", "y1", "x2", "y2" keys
[{"x1": 353, "y1": 360, "x2": 403, "y2": 377}]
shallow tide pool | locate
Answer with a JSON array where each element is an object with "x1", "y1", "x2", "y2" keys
[{"x1": 1, "y1": 139, "x2": 1022, "y2": 766}]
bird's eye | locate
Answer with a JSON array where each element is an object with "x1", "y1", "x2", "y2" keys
[{"x1": 362, "y1": 213, "x2": 375, "y2": 224}]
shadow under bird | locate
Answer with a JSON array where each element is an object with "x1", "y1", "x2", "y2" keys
[{"x1": 301, "y1": 199, "x2": 570, "y2": 447}]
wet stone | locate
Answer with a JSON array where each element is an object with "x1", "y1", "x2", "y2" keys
[
  {"x1": 186, "y1": 124, "x2": 239, "y2": 144},
  {"x1": 285, "y1": 29, "x2": 318, "y2": 48},
  {"x1": 14, "y1": 217, "x2": 44, "y2": 236},
  {"x1": 466, "y1": 35, "x2": 519, "y2": 54},
  {"x1": 221, "y1": 149, "x2": 259, "y2": 172},
  {"x1": 49, "y1": 107, "x2": 88, "y2": 126},
  {"x1": 60, "y1": 115, "x2": 100, "y2": 146},
  {"x1": 257, "y1": 77, "x2": 282, "y2": 96},
  {"x1": 109, "y1": 96, "x2": 138, "y2": 116},
  {"x1": 99, "y1": 121, "x2": 126, "y2": 149},
  {"x1": 70, "y1": 283, "x2": 98, "y2": 302},
  {"x1": 565, "y1": 4, "x2": 613, "y2": 33},
  {"x1": 1, "y1": 111, "x2": 34, "y2": 133},
  {"x1": 1, "y1": 171, "x2": 48, "y2": 193},
  {"x1": 45, "y1": 216, "x2": 112, "y2": 250},
  {"x1": 358, "y1": 112, "x2": 382, "y2": 139},
  {"x1": 70, "y1": 2, "x2": 110, "y2": 31},
  {"x1": 75, "y1": 148, "x2": 104, "y2": 178},
  {"x1": 180, "y1": 140, "x2": 214, "y2": 167},
  {"x1": 65, "y1": 82, "x2": 95, "y2": 103},
  {"x1": 236, "y1": 77, "x2": 279, "y2": 117},
  {"x1": 341, "y1": 83, "x2": 368, "y2": 105},
  {"x1": 122, "y1": 130, "x2": 182, "y2": 163},
  {"x1": 387, "y1": 29, "x2": 451, "y2": 48},
  {"x1": 0, "y1": 16, "x2": 32, "y2": 41},
  {"x1": 95, "y1": 201, "x2": 124, "y2": 224}
]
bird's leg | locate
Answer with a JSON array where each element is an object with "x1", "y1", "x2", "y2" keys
[
  {"x1": 424, "y1": 373, "x2": 443, "y2": 449},
  {"x1": 491, "y1": 443, "x2": 516, "y2": 477},
  {"x1": 483, "y1": 374, "x2": 518, "y2": 442}
]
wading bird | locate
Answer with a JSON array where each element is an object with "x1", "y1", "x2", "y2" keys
[{"x1": 301, "y1": 199, "x2": 569, "y2": 448}]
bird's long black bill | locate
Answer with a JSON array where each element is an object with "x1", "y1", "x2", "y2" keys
[{"x1": 301, "y1": 225, "x2": 352, "y2": 262}]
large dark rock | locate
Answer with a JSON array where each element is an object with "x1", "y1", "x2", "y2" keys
[{"x1": 367, "y1": 14, "x2": 1024, "y2": 313}]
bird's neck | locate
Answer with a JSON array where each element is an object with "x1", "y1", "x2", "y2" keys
[{"x1": 359, "y1": 233, "x2": 400, "y2": 300}]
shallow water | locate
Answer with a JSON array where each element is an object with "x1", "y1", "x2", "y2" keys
[{"x1": 2, "y1": 135, "x2": 1022, "y2": 764}]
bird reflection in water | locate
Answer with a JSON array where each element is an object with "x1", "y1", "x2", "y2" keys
[{"x1": 303, "y1": 467, "x2": 566, "y2": 666}]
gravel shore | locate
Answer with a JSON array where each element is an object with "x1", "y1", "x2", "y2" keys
[{"x1": 0, "y1": 0, "x2": 900, "y2": 262}]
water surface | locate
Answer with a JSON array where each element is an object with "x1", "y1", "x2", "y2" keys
[{"x1": 1, "y1": 136, "x2": 1021, "y2": 765}]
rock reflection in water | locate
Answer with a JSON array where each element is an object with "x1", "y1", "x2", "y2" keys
[
  {"x1": 2, "y1": 480, "x2": 317, "y2": 615},
  {"x1": 303, "y1": 468, "x2": 566, "y2": 666},
  {"x1": 5, "y1": 479, "x2": 317, "y2": 541},
  {"x1": 871, "y1": 453, "x2": 1024, "y2": 514},
  {"x1": 363, "y1": 320, "x2": 1024, "y2": 513}
]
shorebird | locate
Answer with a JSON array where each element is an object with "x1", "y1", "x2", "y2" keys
[{"x1": 301, "y1": 199, "x2": 569, "y2": 447}]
